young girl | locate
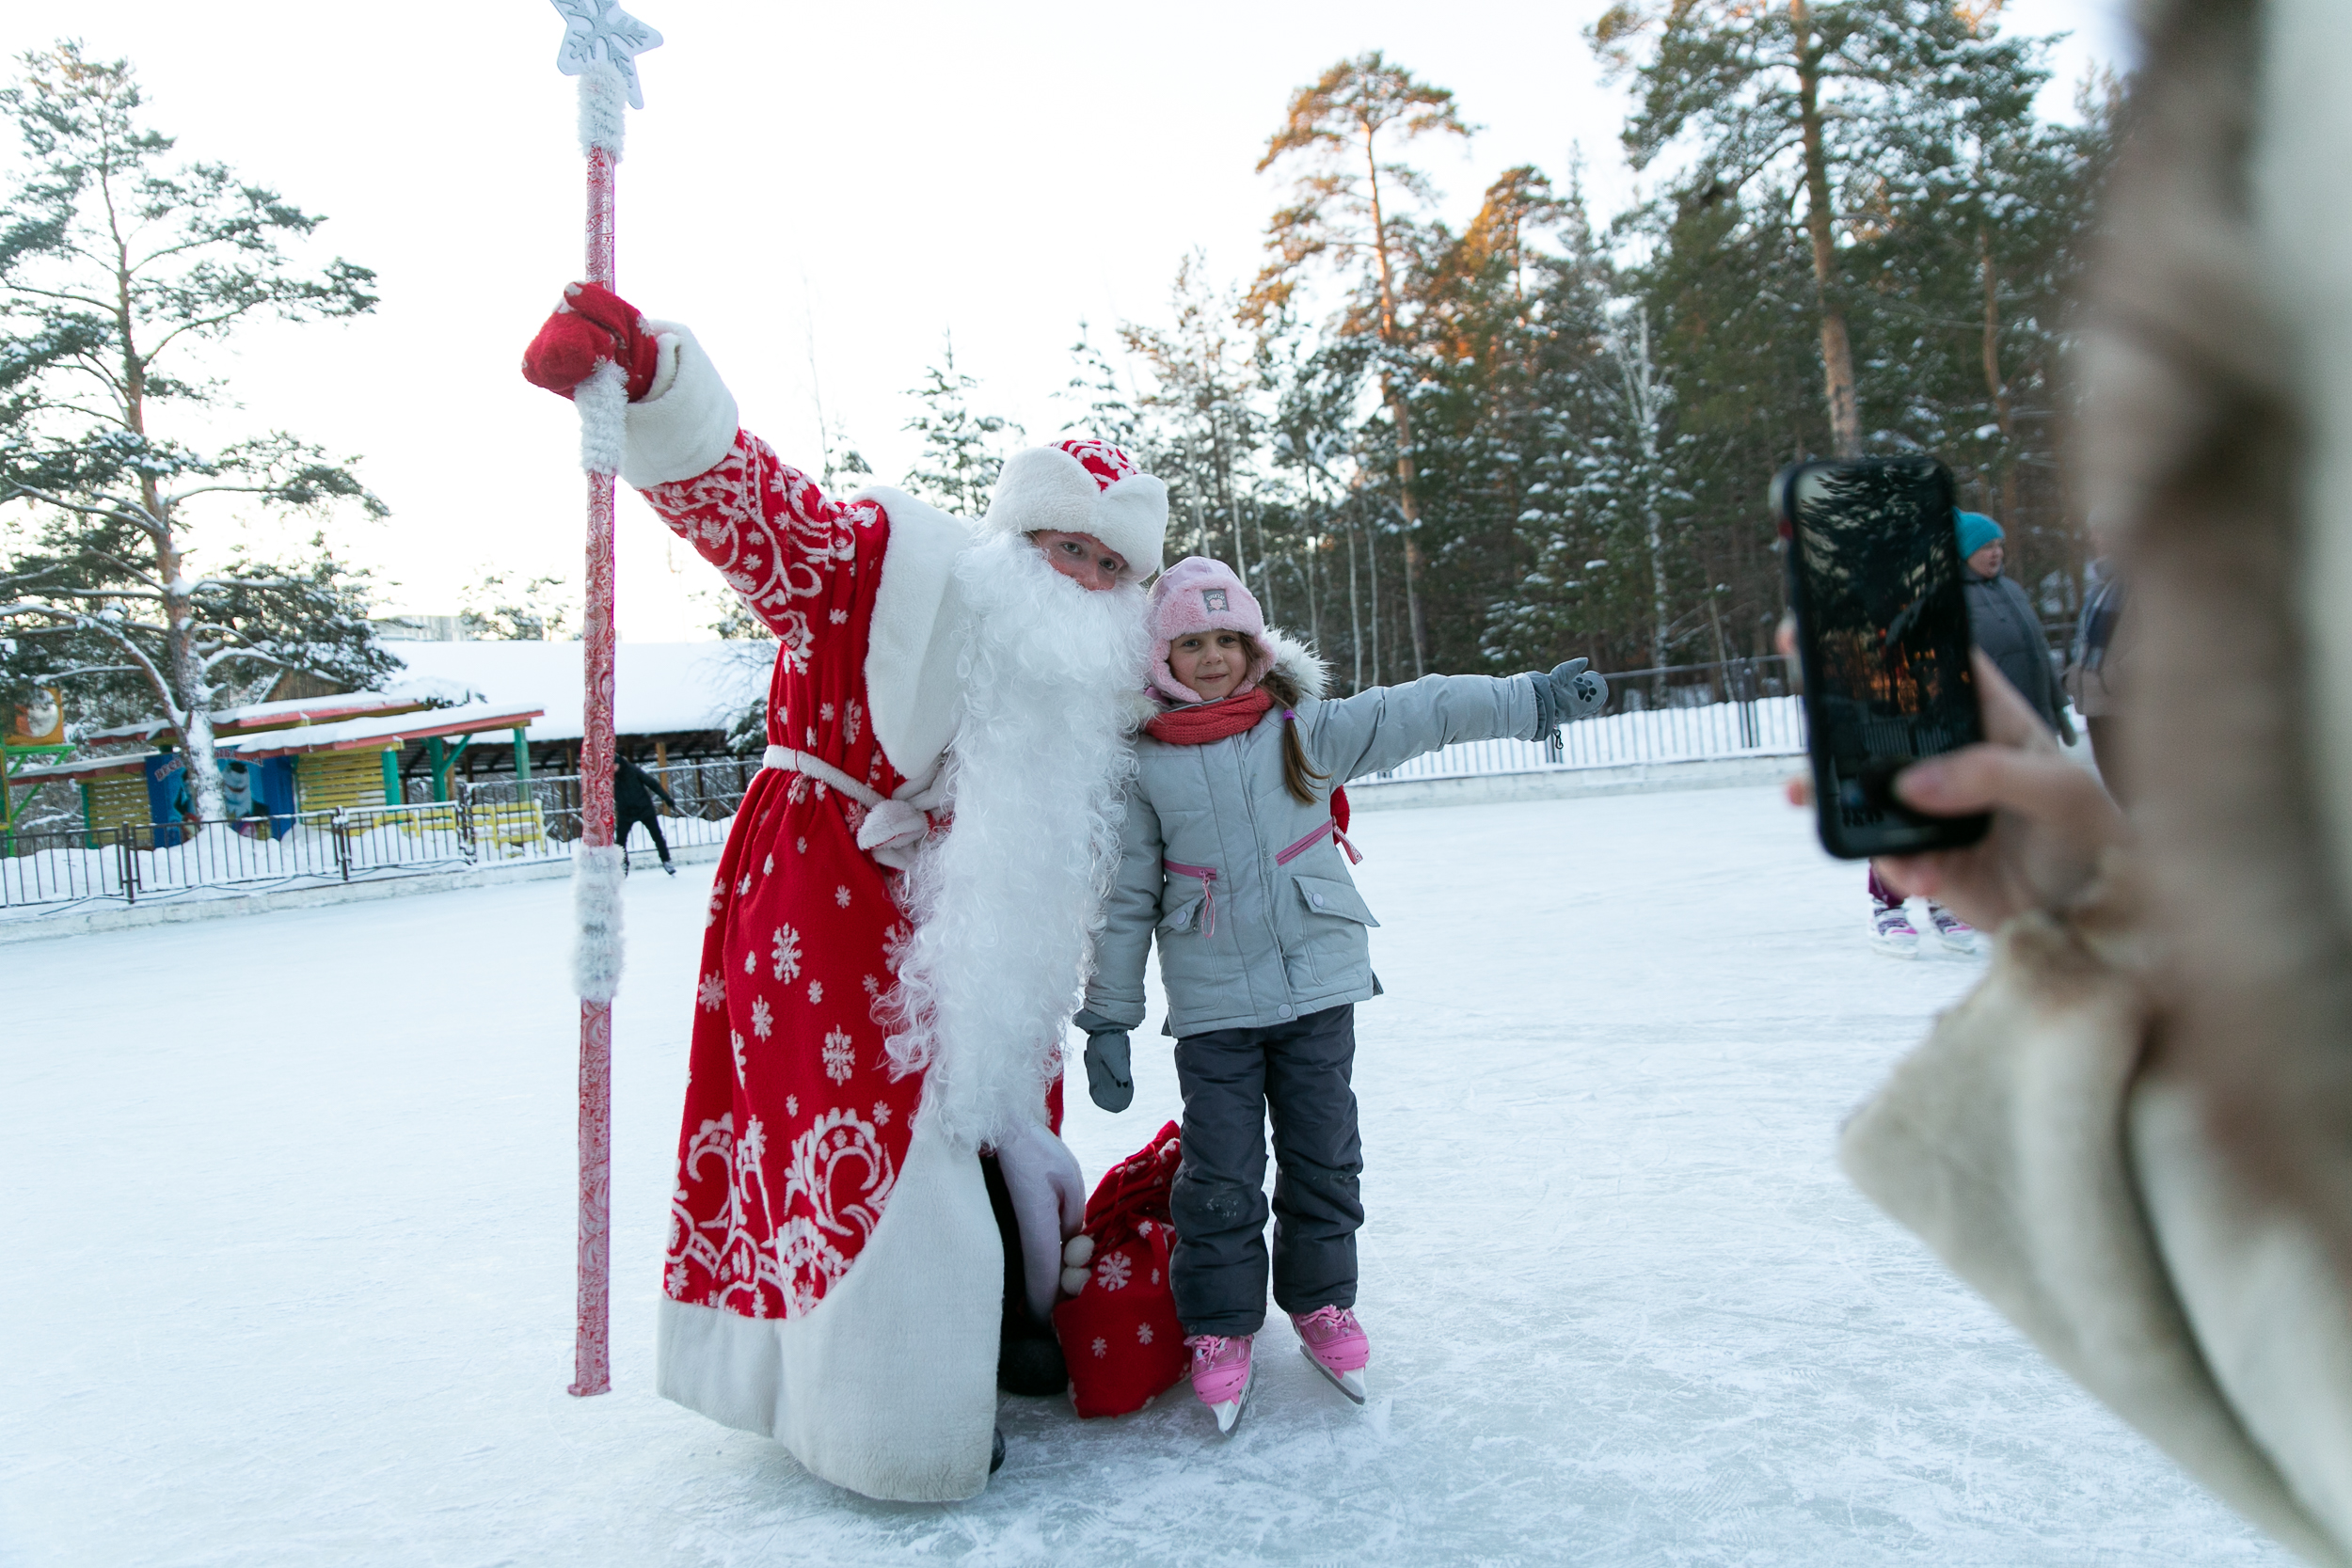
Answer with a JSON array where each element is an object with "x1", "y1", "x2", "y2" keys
[{"x1": 1073, "y1": 557, "x2": 1605, "y2": 1432}]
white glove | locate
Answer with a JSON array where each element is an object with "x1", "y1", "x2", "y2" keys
[{"x1": 993, "y1": 1117, "x2": 1087, "y2": 1322}]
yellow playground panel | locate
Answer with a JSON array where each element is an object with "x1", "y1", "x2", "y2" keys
[{"x1": 468, "y1": 800, "x2": 548, "y2": 856}]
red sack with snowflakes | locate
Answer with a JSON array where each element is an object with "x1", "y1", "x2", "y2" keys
[{"x1": 1053, "y1": 1119, "x2": 1189, "y2": 1418}]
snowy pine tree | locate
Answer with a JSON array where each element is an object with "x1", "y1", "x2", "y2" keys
[
  {"x1": 0, "y1": 44, "x2": 391, "y2": 820},
  {"x1": 902, "y1": 335, "x2": 1021, "y2": 518}
]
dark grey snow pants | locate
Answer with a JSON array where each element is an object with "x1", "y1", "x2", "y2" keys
[{"x1": 1170, "y1": 1003, "x2": 1364, "y2": 1337}]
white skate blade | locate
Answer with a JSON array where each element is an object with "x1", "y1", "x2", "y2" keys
[
  {"x1": 1206, "y1": 1360, "x2": 1256, "y2": 1435},
  {"x1": 1302, "y1": 1345, "x2": 1369, "y2": 1404}
]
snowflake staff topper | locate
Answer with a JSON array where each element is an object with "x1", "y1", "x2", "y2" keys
[{"x1": 550, "y1": 0, "x2": 663, "y2": 109}]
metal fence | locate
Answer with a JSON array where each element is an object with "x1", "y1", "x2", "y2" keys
[
  {"x1": 5, "y1": 671, "x2": 1810, "y2": 912},
  {"x1": 1363, "y1": 658, "x2": 1805, "y2": 784},
  {"x1": 2, "y1": 761, "x2": 752, "y2": 915}
]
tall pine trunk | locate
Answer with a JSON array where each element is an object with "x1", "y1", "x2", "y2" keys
[
  {"x1": 1979, "y1": 226, "x2": 2020, "y2": 523},
  {"x1": 1364, "y1": 135, "x2": 1428, "y2": 676},
  {"x1": 1304, "y1": 538, "x2": 1319, "y2": 649},
  {"x1": 1346, "y1": 515, "x2": 1365, "y2": 692},
  {"x1": 121, "y1": 249, "x2": 229, "y2": 826},
  {"x1": 1794, "y1": 0, "x2": 1861, "y2": 458},
  {"x1": 1612, "y1": 315, "x2": 1676, "y2": 696}
]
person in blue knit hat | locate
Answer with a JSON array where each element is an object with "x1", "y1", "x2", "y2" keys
[
  {"x1": 1955, "y1": 512, "x2": 2071, "y2": 737},
  {"x1": 1870, "y1": 510, "x2": 2076, "y2": 958}
]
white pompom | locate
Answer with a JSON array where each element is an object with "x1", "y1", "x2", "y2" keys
[
  {"x1": 1059, "y1": 1266, "x2": 1089, "y2": 1298},
  {"x1": 1062, "y1": 1234, "x2": 1094, "y2": 1267},
  {"x1": 570, "y1": 842, "x2": 626, "y2": 1003}
]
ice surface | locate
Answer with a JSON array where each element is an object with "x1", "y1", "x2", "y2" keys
[{"x1": 0, "y1": 786, "x2": 2292, "y2": 1566}]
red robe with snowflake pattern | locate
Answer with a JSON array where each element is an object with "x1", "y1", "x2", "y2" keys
[
  {"x1": 638, "y1": 430, "x2": 1020, "y2": 1500},
  {"x1": 641, "y1": 430, "x2": 925, "y2": 1318}
]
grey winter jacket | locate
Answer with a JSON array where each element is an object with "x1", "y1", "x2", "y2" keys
[
  {"x1": 1964, "y1": 569, "x2": 2073, "y2": 738},
  {"x1": 1084, "y1": 641, "x2": 1544, "y2": 1038}
]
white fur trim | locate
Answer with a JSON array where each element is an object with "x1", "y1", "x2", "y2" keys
[
  {"x1": 1840, "y1": 921, "x2": 2348, "y2": 1565},
  {"x1": 855, "y1": 485, "x2": 973, "y2": 785},
  {"x1": 2131, "y1": 1077, "x2": 2352, "y2": 1558},
  {"x1": 575, "y1": 359, "x2": 628, "y2": 478},
  {"x1": 570, "y1": 843, "x2": 626, "y2": 1003},
  {"x1": 1088, "y1": 473, "x2": 1169, "y2": 579},
  {"x1": 1117, "y1": 689, "x2": 1162, "y2": 734},
  {"x1": 619, "y1": 324, "x2": 739, "y2": 490},
  {"x1": 642, "y1": 331, "x2": 680, "y2": 402},
  {"x1": 980, "y1": 446, "x2": 1167, "y2": 579},
  {"x1": 576, "y1": 61, "x2": 627, "y2": 159},
  {"x1": 1265, "y1": 627, "x2": 1330, "y2": 700},
  {"x1": 655, "y1": 1117, "x2": 1000, "y2": 1501}
]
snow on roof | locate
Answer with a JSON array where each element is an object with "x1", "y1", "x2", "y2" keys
[
  {"x1": 218, "y1": 692, "x2": 434, "y2": 731},
  {"x1": 387, "y1": 641, "x2": 771, "y2": 742},
  {"x1": 11, "y1": 701, "x2": 550, "y2": 777},
  {"x1": 83, "y1": 689, "x2": 435, "y2": 744},
  {"x1": 9, "y1": 752, "x2": 152, "y2": 783},
  {"x1": 223, "y1": 701, "x2": 548, "y2": 759},
  {"x1": 33, "y1": 642, "x2": 764, "y2": 770}
]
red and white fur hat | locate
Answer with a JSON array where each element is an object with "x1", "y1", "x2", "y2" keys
[
  {"x1": 1145, "y1": 556, "x2": 1280, "y2": 704},
  {"x1": 981, "y1": 437, "x2": 1168, "y2": 581}
]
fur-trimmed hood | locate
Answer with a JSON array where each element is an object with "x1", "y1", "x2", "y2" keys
[{"x1": 1263, "y1": 627, "x2": 1330, "y2": 701}]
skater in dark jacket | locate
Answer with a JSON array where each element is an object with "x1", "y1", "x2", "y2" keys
[
  {"x1": 1957, "y1": 511, "x2": 2074, "y2": 742},
  {"x1": 1075, "y1": 557, "x2": 1606, "y2": 1433},
  {"x1": 614, "y1": 756, "x2": 678, "y2": 874}
]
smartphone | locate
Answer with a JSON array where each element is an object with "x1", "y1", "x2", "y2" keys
[{"x1": 1774, "y1": 455, "x2": 1991, "y2": 861}]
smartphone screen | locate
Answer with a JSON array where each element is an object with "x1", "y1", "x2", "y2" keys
[{"x1": 1779, "y1": 456, "x2": 1990, "y2": 859}]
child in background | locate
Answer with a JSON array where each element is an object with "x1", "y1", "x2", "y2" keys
[{"x1": 1073, "y1": 557, "x2": 1605, "y2": 1433}]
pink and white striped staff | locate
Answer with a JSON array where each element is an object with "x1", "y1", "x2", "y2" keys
[{"x1": 548, "y1": 0, "x2": 661, "y2": 1400}]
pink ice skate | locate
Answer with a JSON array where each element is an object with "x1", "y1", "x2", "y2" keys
[
  {"x1": 1292, "y1": 1306, "x2": 1370, "y2": 1403},
  {"x1": 1186, "y1": 1333, "x2": 1255, "y2": 1434}
]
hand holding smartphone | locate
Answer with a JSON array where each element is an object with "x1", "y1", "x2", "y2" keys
[{"x1": 1775, "y1": 455, "x2": 1992, "y2": 861}]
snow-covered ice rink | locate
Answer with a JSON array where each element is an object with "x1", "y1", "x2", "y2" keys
[{"x1": 2, "y1": 785, "x2": 2288, "y2": 1566}]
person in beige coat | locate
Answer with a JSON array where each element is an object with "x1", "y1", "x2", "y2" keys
[{"x1": 1829, "y1": 2, "x2": 2352, "y2": 1562}]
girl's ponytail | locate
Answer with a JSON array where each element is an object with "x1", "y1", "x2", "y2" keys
[{"x1": 1259, "y1": 667, "x2": 1327, "y2": 806}]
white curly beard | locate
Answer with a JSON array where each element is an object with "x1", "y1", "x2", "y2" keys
[{"x1": 881, "y1": 532, "x2": 1148, "y2": 1149}]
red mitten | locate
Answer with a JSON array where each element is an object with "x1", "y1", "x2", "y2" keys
[{"x1": 520, "y1": 281, "x2": 660, "y2": 402}]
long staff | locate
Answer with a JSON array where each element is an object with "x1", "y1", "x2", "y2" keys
[{"x1": 549, "y1": 0, "x2": 661, "y2": 1399}]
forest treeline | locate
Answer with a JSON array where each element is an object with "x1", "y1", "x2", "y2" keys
[{"x1": 900, "y1": 3, "x2": 2115, "y2": 692}]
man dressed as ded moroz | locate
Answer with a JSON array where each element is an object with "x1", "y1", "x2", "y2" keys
[{"x1": 522, "y1": 282, "x2": 1168, "y2": 1500}]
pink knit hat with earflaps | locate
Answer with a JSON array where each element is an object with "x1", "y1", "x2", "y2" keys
[{"x1": 1145, "y1": 557, "x2": 1279, "y2": 704}]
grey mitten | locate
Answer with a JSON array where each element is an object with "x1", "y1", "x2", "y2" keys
[
  {"x1": 1083, "y1": 1029, "x2": 1134, "y2": 1113},
  {"x1": 1546, "y1": 657, "x2": 1608, "y2": 722}
]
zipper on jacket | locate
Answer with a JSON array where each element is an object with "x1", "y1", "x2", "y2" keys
[
  {"x1": 1275, "y1": 817, "x2": 1362, "y2": 867},
  {"x1": 1163, "y1": 860, "x2": 1218, "y2": 936},
  {"x1": 1232, "y1": 731, "x2": 1295, "y2": 1015}
]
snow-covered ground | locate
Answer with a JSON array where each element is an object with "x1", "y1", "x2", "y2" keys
[{"x1": 0, "y1": 786, "x2": 2286, "y2": 1566}]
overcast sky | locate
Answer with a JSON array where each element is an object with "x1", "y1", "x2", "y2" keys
[{"x1": 6, "y1": 1, "x2": 2131, "y2": 641}]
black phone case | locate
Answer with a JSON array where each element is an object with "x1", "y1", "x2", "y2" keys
[{"x1": 1778, "y1": 458, "x2": 1992, "y2": 862}]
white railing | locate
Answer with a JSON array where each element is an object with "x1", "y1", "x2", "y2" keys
[
  {"x1": 2, "y1": 760, "x2": 751, "y2": 916},
  {"x1": 1364, "y1": 695, "x2": 1806, "y2": 784}
]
